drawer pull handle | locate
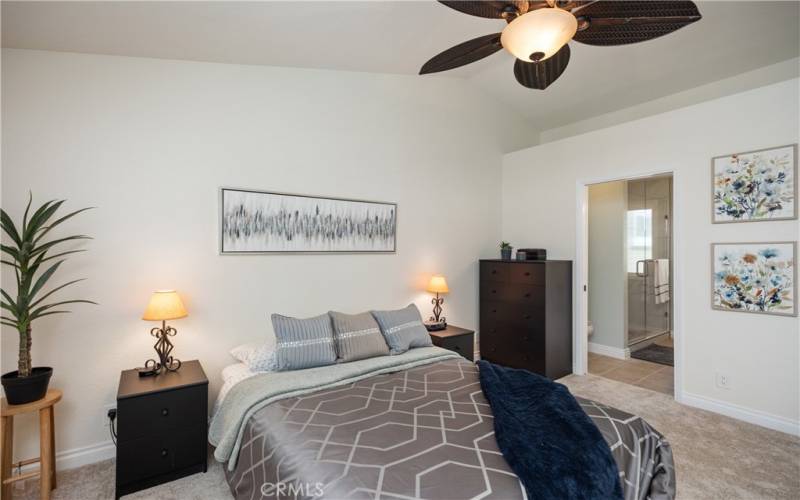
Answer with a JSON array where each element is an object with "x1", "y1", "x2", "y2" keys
[
  {"x1": 491, "y1": 270, "x2": 497, "y2": 274},
  {"x1": 491, "y1": 309, "x2": 497, "y2": 313},
  {"x1": 161, "y1": 408, "x2": 169, "y2": 417},
  {"x1": 523, "y1": 336, "x2": 529, "y2": 341},
  {"x1": 524, "y1": 293, "x2": 530, "y2": 298},
  {"x1": 524, "y1": 272, "x2": 530, "y2": 276},
  {"x1": 524, "y1": 315, "x2": 531, "y2": 319},
  {"x1": 491, "y1": 290, "x2": 497, "y2": 294},
  {"x1": 161, "y1": 449, "x2": 168, "y2": 458}
]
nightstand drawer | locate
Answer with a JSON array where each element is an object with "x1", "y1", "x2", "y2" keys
[
  {"x1": 117, "y1": 385, "x2": 206, "y2": 441},
  {"x1": 432, "y1": 334, "x2": 474, "y2": 361},
  {"x1": 117, "y1": 424, "x2": 206, "y2": 485}
]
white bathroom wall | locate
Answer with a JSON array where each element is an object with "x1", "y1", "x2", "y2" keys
[
  {"x1": 0, "y1": 49, "x2": 539, "y2": 466},
  {"x1": 587, "y1": 181, "x2": 627, "y2": 352},
  {"x1": 503, "y1": 78, "x2": 800, "y2": 434}
]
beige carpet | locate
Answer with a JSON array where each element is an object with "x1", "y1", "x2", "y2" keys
[{"x1": 11, "y1": 374, "x2": 800, "y2": 499}]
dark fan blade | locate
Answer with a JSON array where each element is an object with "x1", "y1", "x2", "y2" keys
[
  {"x1": 572, "y1": 1, "x2": 701, "y2": 46},
  {"x1": 438, "y1": 1, "x2": 530, "y2": 19},
  {"x1": 513, "y1": 44, "x2": 571, "y2": 90},
  {"x1": 420, "y1": 33, "x2": 503, "y2": 74}
]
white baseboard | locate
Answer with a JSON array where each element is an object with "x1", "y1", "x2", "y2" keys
[
  {"x1": 682, "y1": 391, "x2": 800, "y2": 437},
  {"x1": 20, "y1": 440, "x2": 115, "y2": 473},
  {"x1": 588, "y1": 342, "x2": 630, "y2": 360}
]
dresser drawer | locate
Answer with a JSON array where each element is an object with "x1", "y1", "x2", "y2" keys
[
  {"x1": 504, "y1": 305, "x2": 546, "y2": 333},
  {"x1": 116, "y1": 424, "x2": 206, "y2": 486},
  {"x1": 117, "y1": 385, "x2": 206, "y2": 441},
  {"x1": 480, "y1": 324, "x2": 544, "y2": 367},
  {"x1": 480, "y1": 300, "x2": 508, "y2": 324},
  {"x1": 480, "y1": 262, "x2": 509, "y2": 283},
  {"x1": 481, "y1": 282, "x2": 545, "y2": 307},
  {"x1": 509, "y1": 264, "x2": 545, "y2": 285}
]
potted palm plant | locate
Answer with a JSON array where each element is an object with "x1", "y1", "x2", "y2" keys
[{"x1": 1, "y1": 194, "x2": 95, "y2": 404}]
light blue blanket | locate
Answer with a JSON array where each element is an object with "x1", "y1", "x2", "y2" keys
[{"x1": 208, "y1": 346, "x2": 459, "y2": 470}]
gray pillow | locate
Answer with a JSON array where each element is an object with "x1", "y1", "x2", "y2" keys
[
  {"x1": 371, "y1": 304, "x2": 432, "y2": 355},
  {"x1": 271, "y1": 313, "x2": 337, "y2": 371},
  {"x1": 329, "y1": 311, "x2": 390, "y2": 362}
]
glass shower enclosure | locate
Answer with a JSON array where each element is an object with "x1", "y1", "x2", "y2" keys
[{"x1": 626, "y1": 176, "x2": 672, "y2": 346}]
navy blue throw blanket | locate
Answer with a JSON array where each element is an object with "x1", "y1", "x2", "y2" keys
[{"x1": 477, "y1": 360, "x2": 623, "y2": 500}]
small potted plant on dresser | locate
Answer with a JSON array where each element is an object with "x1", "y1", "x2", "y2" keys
[
  {"x1": 1, "y1": 194, "x2": 95, "y2": 404},
  {"x1": 500, "y1": 241, "x2": 513, "y2": 260}
]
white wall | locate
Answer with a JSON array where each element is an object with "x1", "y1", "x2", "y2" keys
[
  {"x1": 0, "y1": 49, "x2": 538, "y2": 464},
  {"x1": 588, "y1": 181, "x2": 627, "y2": 351},
  {"x1": 540, "y1": 58, "x2": 800, "y2": 144},
  {"x1": 503, "y1": 78, "x2": 800, "y2": 433}
]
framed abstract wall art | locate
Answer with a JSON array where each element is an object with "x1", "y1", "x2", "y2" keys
[
  {"x1": 711, "y1": 242, "x2": 796, "y2": 317},
  {"x1": 219, "y1": 188, "x2": 397, "y2": 254},
  {"x1": 712, "y1": 144, "x2": 797, "y2": 224}
]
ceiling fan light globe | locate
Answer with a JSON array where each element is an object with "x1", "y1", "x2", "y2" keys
[{"x1": 501, "y1": 7, "x2": 577, "y2": 63}]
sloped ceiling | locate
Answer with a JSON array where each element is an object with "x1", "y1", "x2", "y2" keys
[{"x1": 3, "y1": 1, "x2": 799, "y2": 135}]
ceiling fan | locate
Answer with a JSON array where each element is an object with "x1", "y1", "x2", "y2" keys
[{"x1": 420, "y1": 1, "x2": 702, "y2": 90}]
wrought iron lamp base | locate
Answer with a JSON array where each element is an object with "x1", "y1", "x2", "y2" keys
[
  {"x1": 431, "y1": 293, "x2": 446, "y2": 324},
  {"x1": 142, "y1": 320, "x2": 182, "y2": 375}
]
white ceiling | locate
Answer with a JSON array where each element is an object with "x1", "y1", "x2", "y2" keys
[{"x1": 3, "y1": 1, "x2": 799, "y2": 131}]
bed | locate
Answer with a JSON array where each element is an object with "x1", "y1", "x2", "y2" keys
[{"x1": 209, "y1": 347, "x2": 674, "y2": 500}]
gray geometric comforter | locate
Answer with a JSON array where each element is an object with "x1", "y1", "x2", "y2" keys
[{"x1": 221, "y1": 357, "x2": 674, "y2": 500}]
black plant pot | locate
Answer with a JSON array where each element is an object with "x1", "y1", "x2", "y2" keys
[
  {"x1": 500, "y1": 248, "x2": 513, "y2": 260},
  {"x1": 1, "y1": 367, "x2": 53, "y2": 405}
]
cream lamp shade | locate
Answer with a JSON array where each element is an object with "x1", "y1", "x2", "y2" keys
[
  {"x1": 426, "y1": 275, "x2": 449, "y2": 294},
  {"x1": 142, "y1": 290, "x2": 188, "y2": 321},
  {"x1": 501, "y1": 7, "x2": 577, "y2": 63}
]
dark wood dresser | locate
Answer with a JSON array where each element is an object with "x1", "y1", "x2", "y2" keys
[
  {"x1": 479, "y1": 259, "x2": 573, "y2": 379},
  {"x1": 115, "y1": 360, "x2": 208, "y2": 499}
]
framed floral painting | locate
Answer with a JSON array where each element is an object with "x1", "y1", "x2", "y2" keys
[
  {"x1": 712, "y1": 144, "x2": 797, "y2": 223},
  {"x1": 712, "y1": 242, "x2": 797, "y2": 317}
]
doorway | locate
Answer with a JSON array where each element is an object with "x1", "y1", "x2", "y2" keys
[{"x1": 575, "y1": 172, "x2": 680, "y2": 398}]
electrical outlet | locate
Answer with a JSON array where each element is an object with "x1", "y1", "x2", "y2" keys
[
  {"x1": 715, "y1": 372, "x2": 731, "y2": 390},
  {"x1": 103, "y1": 404, "x2": 116, "y2": 428}
]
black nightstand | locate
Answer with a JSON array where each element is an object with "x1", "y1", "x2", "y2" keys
[
  {"x1": 429, "y1": 325, "x2": 475, "y2": 361},
  {"x1": 115, "y1": 360, "x2": 208, "y2": 499}
]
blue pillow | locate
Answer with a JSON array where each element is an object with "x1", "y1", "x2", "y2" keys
[
  {"x1": 271, "y1": 313, "x2": 337, "y2": 371},
  {"x1": 371, "y1": 304, "x2": 432, "y2": 355}
]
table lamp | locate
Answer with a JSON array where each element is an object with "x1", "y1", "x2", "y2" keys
[
  {"x1": 140, "y1": 290, "x2": 187, "y2": 376},
  {"x1": 425, "y1": 275, "x2": 449, "y2": 331}
]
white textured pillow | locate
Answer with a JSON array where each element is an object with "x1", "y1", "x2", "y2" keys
[
  {"x1": 248, "y1": 343, "x2": 278, "y2": 372},
  {"x1": 222, "y1": 362, "x2": 252, "y2": 382},
  {"x1": 229, "y1": 342, "x2": 260, "y2": 365}
]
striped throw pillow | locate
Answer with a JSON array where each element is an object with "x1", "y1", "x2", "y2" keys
[
  {"x1": 329, "y1": 311, "x2": 390, "y2": 362},
  {"x1": 272, "y1": 313, "x2": 337, "y2": 371},
  {"x1": 371, "y1": 304, "x2": 432, "y2": 355}
]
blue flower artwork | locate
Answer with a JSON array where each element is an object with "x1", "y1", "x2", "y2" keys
[
  {"x1": 713, "y1": 145, "x2": 796, "y2": 223},
  {"x1": 712, "y1": 242, "x2": 796, "y2": 316}
]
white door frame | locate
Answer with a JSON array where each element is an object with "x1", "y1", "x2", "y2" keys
[{"x1": 574, "y1": 168, "x2": 683, "y2": 402}]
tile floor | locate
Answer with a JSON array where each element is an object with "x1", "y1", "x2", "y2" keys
[{"x1": 588, "y1": 351, "x2": 674, "y2": 395}]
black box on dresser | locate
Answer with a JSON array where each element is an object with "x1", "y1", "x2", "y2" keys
[
  {"x1": 479, "y1": 259, "x2": 572, "y2": 380},
  {"x1": 115, "y1": 360, "x2": 208, "y2": 499}
]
